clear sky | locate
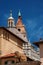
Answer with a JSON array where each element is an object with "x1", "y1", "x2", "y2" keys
[{"x1": 0, "y1": 0, "x2": 43, "y2": 43}]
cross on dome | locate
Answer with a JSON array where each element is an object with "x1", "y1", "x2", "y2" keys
[{"x1": 10, "y1": 10, "x2": 12, "y2": 17}]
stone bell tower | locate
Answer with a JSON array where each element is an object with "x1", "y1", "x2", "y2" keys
[
  {"x1": 8, "y1": 10, "x2": 15, "y2": 27},
  {"x1": 16, "y1": 11, "x2": 27, "y2": 37}
]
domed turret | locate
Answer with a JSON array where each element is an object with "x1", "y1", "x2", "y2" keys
[{"x1": 8, "y1": 10, "x2": 15, "y2": 27}]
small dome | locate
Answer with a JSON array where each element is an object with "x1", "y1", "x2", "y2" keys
[
  {"x1": 8, "y1": 16, "x2": 14, "y2": 20},
  {"x1": 8, "y1": 10, "x2": 14, "y2": 20}
]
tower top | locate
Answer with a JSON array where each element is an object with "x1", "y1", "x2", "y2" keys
[
  {"x1": 8, "y1": 10, "x2": 14, "y2": 20},
  {"x1": 40, "y1": 38, "x2": 43, "y2": 41},
  {"x1": 16, "y1": 10, "x2": 22, "y2": 26},
  {"x1": 18, "y1": 10, "x2": 21, "y2": 16},
  {"x1": 10, "y1": 10, "x2": 12, "y2": 17}
]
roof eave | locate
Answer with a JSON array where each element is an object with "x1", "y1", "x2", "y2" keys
[{"x1": 0, "y1": 27, "x2": 27, "y2": 43}]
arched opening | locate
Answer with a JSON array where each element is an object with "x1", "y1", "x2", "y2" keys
[
  {"x1": 11, "y1": 60, "x2": 15, "y2": 64},
  {"x1": 5, "y1": 60, "x2": 15, "y2": 65},
  {"x1": 5, "y1": 61, "x2": 8, "y2": 65}
]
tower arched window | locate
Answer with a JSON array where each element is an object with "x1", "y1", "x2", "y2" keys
[
  {"x1": 11, "y1": 22, "x2": 13, "y2": 27},
  {"x1": 9, "y1": 22, "x2": 10, "y2": 27}
]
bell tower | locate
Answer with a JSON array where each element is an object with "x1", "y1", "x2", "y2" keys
[
  {"x1": 8, "y1": 10, "x2": 15, "y2": 27},
  {"x1": 16, "y1": 11, "x2": 27, "y2": 37}
]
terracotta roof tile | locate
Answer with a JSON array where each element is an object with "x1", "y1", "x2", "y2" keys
[
  {"x1": 7, "y1": 28, "x2": 28, "y2": 43},
  {"x1": 0, "y1": 53, "x2": 17, "y2": 59}
]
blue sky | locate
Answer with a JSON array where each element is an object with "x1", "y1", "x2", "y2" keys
[{"x1": 0, "y1": 0, "x2": 43, "y2": 44}]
